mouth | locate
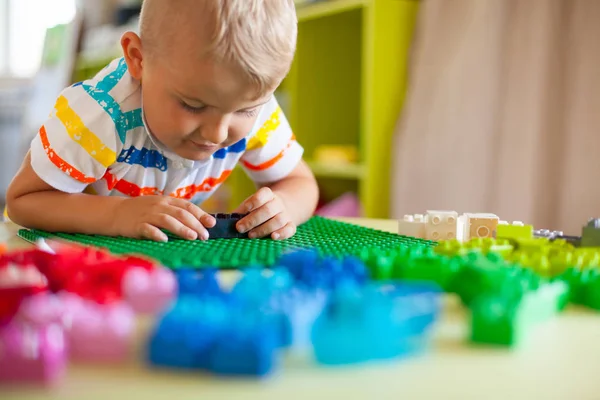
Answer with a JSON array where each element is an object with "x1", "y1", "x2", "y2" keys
[{"x1": 188, "y1": 140, "x2": 218, "y2": 152}]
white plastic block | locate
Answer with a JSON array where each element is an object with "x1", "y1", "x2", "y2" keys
[
  {"x1": 424, "y1": 210, "x2": 459, "y2": 241},
  {"x1": 461, "y1": 213, "x2": 500, "y2": 241},
  {"x1": 398, "y1": 214, "x2": 426, "y2": 238}
]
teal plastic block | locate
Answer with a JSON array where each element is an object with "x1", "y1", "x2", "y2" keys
[{"x1": 17, "y1": 217, "x2": 436, "y2": 269}]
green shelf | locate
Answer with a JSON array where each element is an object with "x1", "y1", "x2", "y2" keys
[
  {"x1": 306, "y1": 160, "x2": 365, "y2": 179},
  {"x1": 296, "y1": 0, "x2": 367, "y2": 22}
]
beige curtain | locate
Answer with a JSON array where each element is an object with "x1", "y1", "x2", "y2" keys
[{"x1": 391, "y1": 0, "x2": 600, "y2": 235}]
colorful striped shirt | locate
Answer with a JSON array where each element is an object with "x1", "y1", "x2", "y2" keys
[{"x1": 29, "y1": 58, "x2": 304, "y2": 204}]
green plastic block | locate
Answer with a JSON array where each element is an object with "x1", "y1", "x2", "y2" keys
[
  {"x1": 470, "y1": 296, "x2": 525, "y2": 346},
  {"x1": 17, "y1": 216, "x2": 436, "y2": 269},
  {"x1": 359, "y1": 248, "x2": 397, "y2": 280},
  {"x1": 584, "y1": 273, "x2": 600, "y2": 310},
  {"x1": 448, "y1": 252, "x2": 542, "y2": 306},
  {"x1": 393, "y1": 247, "x2": 460, "y2": 290},
  {"x1": 581, "y1": 219, "x2": 600, "y2": 247},
  {"x1": 470, "y1": 281, "x2": 569, "y2": 346},
  {"x1": 496, "y1": 224, "x2": 533, "y2": 241}
]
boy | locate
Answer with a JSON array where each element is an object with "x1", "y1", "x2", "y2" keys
[{"x1": 6, "y1": 0, "x2": 318, "y2": 242}]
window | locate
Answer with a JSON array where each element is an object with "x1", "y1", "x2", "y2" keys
[{"x1": 1, "y1": 0, "x2": 76, "y2": 77}]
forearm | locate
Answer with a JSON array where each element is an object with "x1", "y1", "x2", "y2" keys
[
  {"x1": 7, "y1": 190, "x2": 126, "y2": 235},
  {"x1": 267, "y1": 175, "x2": 319, "y2": 225}
]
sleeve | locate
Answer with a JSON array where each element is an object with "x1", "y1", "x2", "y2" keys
[
  {"x1": 29, "y1": 82, "x2": 119, "y2": 193},
  {"x1": 240, "y1": 96, "x2": 304, "y2": 183}
]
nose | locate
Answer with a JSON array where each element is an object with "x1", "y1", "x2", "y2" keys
[{"x1": 201, "y1": 113, "x2": 230, "y2": 145}]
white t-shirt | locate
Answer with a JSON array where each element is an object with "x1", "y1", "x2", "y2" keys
[{"x1": 30, "y1": 57, "x2": 304, "y2": 204}]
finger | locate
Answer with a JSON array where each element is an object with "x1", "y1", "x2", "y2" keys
[
  {"x1": 162, "y1": 204, "x2": 211, "y2": 240},
  {"x1": 236, "y1": 187, "x2": 275, "y2": 214},
  {"x1": 168, "y1": 198, "x2": 216, "y2": 228},
  {"x1": 152, "y1": 213, "x2": 199, "y2": 240},
  {"x1": 271, "y1": 222, "x2": 296, "y2": 240},
  {"x1": 237, "y1": 198, "x2": 284, "y2": 234},
  {"x1": 138, "y1": 223, "x2": 169, "y2": 242},
  {"x1": 247, "y1": 212, "x2": 288, "y2": 239}
]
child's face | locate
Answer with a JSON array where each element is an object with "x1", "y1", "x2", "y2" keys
[{"x1": 138, "y1": 52, "x2": 274, "y2": 161}]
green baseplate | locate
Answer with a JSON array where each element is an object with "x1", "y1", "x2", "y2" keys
[{"x1": 17, "y1": 216, "x2": 436, "y2": 269}]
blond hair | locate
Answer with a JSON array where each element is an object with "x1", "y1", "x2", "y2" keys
[{"x1": 139, "y1": 0, "x2": 298, "y2": 95}]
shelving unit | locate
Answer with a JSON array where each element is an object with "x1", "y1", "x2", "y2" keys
[
  {"x1": 72, "y1": 0, "x2": 420, "y2": 218},
  {"x1": 228, "y1": 0, "x2": 420, "y2": 218}
]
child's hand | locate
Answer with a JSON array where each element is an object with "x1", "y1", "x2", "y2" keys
[
  {"x1": 234, "y1": 187, "x2": 295, "y2": 240},
  {"x1": 112, "y1": 196, "x2": 216, "y2": 242}
]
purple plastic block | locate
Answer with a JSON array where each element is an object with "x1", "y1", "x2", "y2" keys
[
  {"x1": 0, "y1": 322, "x2": 67, "y2": 385},
  {"x1": 122, "y1": 267, "x2": 177, "y2": 314},
  {"x1": 66, "y1": 297, "x2": 135, "y2": 362}
]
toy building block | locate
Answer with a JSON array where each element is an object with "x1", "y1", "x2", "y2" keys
[
  {"x1": 581, "y1": 270, "x2": 600, "y2": 310},
  {"x1": 0, "y1": 322, "x2": 67, "y2": 385},
  {"x1": 424, "y1": 210, "x2": 459, "y2": 241},
  {"x1": 0, "y1": 292, "x2": 69, "y2": 385},
  {"x1": 0, "y1": 261, "x2": 48, "y2": 323},
  {"x1": 398, "y1": 214, "x2": 426, "y2": 238},
  {"x1": 534, "y1": 229, "x2": 582, "y2": 247},
  {"x1": 277, "y1": 250, "x2": 369, "y2": 290},
  {"x1": 392, "y1": 246, "x2": 458, "y2": 291},
  {"x1": 18, "y1": 216, "x2": 438, "y2": 269},
  {"x1": 447, "y1": 252, "x2": 542, "y2": 306},
  {"x1": 208, "y1": 320, "x2": 279, "y2": 377},
  {"x1": 208, "y1": 213, "x2": 249, "y2": 239},
  {"x1": 459, "y1": 213, "x2": 499, "y2": 242},
  {"x1": 311, "y1": 281, "x2": 440, "y2": 365},
  {"x1": 470, "y1": 281, "x2": 568, "y2": 347},
  {"x1": 148, "y1": 296, "x2": 225, "y2": 370},
  {"x1": 496, "y1": 221, "x2": 534, "y2": 241},
  {"x1": 581, "y1": 218, "x2": 600, "y2": 247},
  {"x1": 65, "y1": 296, "x2": 135, "y2": 362},
  {"x1": 122, "y1": 266, "x2": 177, "y2": 314},
  {"x1": 230, "y1": 265, "x2": 327, "y2": 350},
  {"x1": 148, "y1": 294, "x2": 281, "y2": 376}
]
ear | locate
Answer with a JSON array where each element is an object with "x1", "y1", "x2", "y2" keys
[{"x1": 121, "y1": 31, "x2": 144, "y2": 80}]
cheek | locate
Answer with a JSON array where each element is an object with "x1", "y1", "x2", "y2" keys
[
  {"x1": 142, "y1": 91, "x2": 197, "y2": 141},
  {"x1": 229, "y1": 116, "x2": 259, "y2": 142}
]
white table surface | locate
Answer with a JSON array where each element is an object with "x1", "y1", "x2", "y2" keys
[{"x1": 1, "y1": 218, "x2": 599, "y2": 400}]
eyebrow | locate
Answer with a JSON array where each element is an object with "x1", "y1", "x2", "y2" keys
[{"x1": 176, "y1": 91, "x2": 272, "y2": 111}]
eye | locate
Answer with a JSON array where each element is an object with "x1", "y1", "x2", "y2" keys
[
  {"x1": 179, "y1": 100, "x2": 205, "y2": 114},
  {"x1": 237, "y1": 108, "x2": 259, "y2": 118}
]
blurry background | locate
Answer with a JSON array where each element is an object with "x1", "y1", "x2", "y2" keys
[{"x1": 1, "y1": 0, "x2": 599, "y2": 234}]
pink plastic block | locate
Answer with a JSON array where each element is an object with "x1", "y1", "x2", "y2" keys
[
  {"x1": 316, "y1": 193, "x2": 362, "y2": 218},
  {"x1": 66, "y1": 297, "x2": 135, "y2": 362},
  {"x1": 17, "y1": 292, "x2": 66, "y2": 327},
  {"x1": 122, "y1": 267, "x2": 177, "y2": 314},
  {"x1": 0, "y1": 322, "x2": 67, "y2": 385}
]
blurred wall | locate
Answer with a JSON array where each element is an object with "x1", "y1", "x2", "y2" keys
[{"x1": 391, "y1": 0, "x2": 600, "y2": 235}]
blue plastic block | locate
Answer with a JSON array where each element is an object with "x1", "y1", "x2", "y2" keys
[
  {"x1": 267, "y1": 286, "x2": 328, "y2": 350},
  {"x1": 147, "y1": 295, "x2": 228, "y2": 370},
  {"x1": 277, "y1": 250, "x2": 369, "y2": 290},
  {"x1": 208, "y1": 317, "x2": 280, "y2": 377},
  {"x1": 230, "y1": 266, "x2": 292, "y2": 306},
  {"x1": 278, "y1": 250, "x2": 320, "y2": 282},
  {"x1": 175, "y1": 268, "x2": 225, "y2": 298},
  {"x1": 311, "y1": 281, "x2": 441, "y2": 366}
]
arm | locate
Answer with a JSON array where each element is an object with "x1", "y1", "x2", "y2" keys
[
  {"x1": 7, "y1": 151, "x2": 215, "y2": 241},
  {"x1": 6, "y1": 151, "x2": 126, "y2": 235}
]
